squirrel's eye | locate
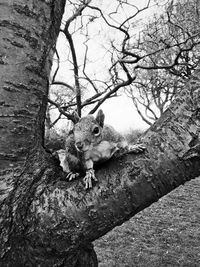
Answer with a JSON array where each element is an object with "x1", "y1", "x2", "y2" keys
[{"x1": 93, "y1": 126, "x2": 100, "y2": 135}]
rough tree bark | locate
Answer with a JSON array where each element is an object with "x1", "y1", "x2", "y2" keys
[{"x1": 0, "y1": 1, "x2": 200, "y2": 267}]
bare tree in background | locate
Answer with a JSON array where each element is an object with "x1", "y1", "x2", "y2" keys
[
  {"x1": 126, "y1": 0, "x2": 200, "y2": 125},
  {"x1": 126, "y1": 70, "x2": 182, "y2": 125}
]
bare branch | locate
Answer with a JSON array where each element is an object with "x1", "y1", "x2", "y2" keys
[
  {"x1": 61, "y1": 1, "x2": 92, "y2": 117},
  {"x1": 48, "y1": 98, "x2": 76, "y2": 123},
  {"x1": 61, "y1": 27, "x2": 81, "y2": 116},
  {"x1": 65, "y1": 0, "x2": 92, "y2": 28},
  {"x1": 51, "y1": 81, "x2": 74, "y2": 91},
  {"x1": 89, "y1": 68, "x2": 136, "y2": 114},
  {"x1": 82, "y1": 41, "x2": 99, "y2": 93},
  {"x1": 131, "y1": 96, "x2": 153, "y2": 126},
  {"x1": 51, "y1": 49, "x2": 60, "y2": 83},
  {"x1": 120, "y1": 0, "x2": 151, "y2": 28},
  {"x1": 50, "y1": 113, "x2": 62, "y2": 128}
]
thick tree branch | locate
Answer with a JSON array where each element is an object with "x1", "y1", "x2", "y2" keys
[{"x1": 27, "y1": 70, "x2": 200, "y2": 262}]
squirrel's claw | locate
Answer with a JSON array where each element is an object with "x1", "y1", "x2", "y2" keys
[
  {"x1": 66, "y1": 171, "x2": 79, "y2": 181},
  {"x1": 83, "y1": 169, "x2": 97, "y2": 189},
  {"x1": 128, "y1": 143, "x2": 146, "y2": 153}
]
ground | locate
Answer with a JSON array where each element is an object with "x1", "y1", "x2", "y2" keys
[{"x1": 94, "y1": 177, "x2": 200, "y2": 267}]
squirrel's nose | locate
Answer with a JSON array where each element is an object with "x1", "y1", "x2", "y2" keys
[{"x1": 76, "y1": 141, "x2": 84, "y2": 151}]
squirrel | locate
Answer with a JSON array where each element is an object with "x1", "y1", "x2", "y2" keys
[{"x1": 63, "y1": 109, "x2": 145, "y2": 189}]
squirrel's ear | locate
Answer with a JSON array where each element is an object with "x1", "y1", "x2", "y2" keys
[
  {"x1": 96, "y1": 109, "x2": 105, "y2": 127},
  {"x1": 72, "y1": 111, "x2": 80, "y2": 124}
]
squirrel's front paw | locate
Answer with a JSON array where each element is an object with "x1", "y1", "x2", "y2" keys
[
  {"x1": 66, "y1": 171, "x2": 79, "y2": 181},
  {"x1": 128, "y1": 143, "x2": 146, "y2": 153},
  {"x1": 83, "y1": 169, "x2": 98, "y2": 189}
]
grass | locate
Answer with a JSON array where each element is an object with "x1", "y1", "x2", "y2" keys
[{"x1": 94, "y1": 177, "x2": 200, "y2": 267}]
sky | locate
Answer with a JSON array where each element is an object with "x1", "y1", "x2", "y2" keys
[
  {"x1": 100, "y1": 96, "x2": 148, "y2": 132},
  {"x1": 50, "y1": 0, "x2": 167, "y2": 133}
]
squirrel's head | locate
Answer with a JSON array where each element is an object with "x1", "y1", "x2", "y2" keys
[{"x1": 72, "y1": 109, "x2": 105, "y2": 152}]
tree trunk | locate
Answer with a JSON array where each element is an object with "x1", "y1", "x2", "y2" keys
[{"x1": 0, "y1": 1, "x2": 200, "y2": 266}]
